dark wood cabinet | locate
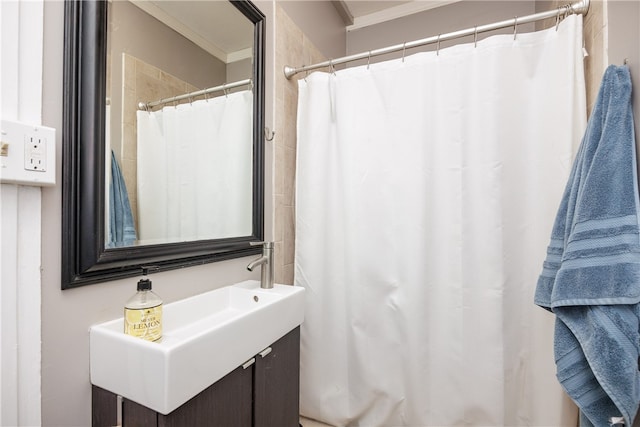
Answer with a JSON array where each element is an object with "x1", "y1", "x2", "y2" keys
[
  {"x1": 254, "y1": 327, "x2": 300, "y2": 427},
  {"x1": 92, "y1": 327, "x2": 300, "y2": 427},
  {"x1": 122, "y1": 363, "x2": 253, "y2": 427}
]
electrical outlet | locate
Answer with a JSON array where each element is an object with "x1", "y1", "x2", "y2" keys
[
  {"x1": 0, "y1": 120, "x2": 56, "y2": 186},
  {"x1": 24, "y1": 134, "x2": 47, "y2": 172}
]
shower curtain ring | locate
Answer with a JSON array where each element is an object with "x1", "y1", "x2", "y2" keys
[
  {"x1": 513, "y1": 16, "x2": 518, "y2": 40},
  {"x1": 437, "y1": 34, "x2": 441, "y2": 56},
  {"x1": 555, "y1": 7, "x2": 561, "y2": 31},
  {"x1": 566, "y1": 3, "x2": 574, "y2": 15},
  {"x1": 223, "y1": 83, "x2": 228, "y2": 98},
  {"x1": 402, "y1": 42, "x2": 407, "y2": 62},
  {"x1": 367, "y1": 51, "x2": 371, "y2": 69},
  {"x1": 474, "y1": 26, "x2": 478, "y2": 47},
  {"x1": 329, "y1": 59, "x2": 336, "y2": 75}
]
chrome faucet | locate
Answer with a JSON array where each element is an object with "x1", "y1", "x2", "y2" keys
[{"x1": 247, "y1": 242, "x2": 274, "y2": 289}]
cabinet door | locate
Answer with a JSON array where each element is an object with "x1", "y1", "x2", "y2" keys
[
  {"x1": 92, "y1": 385, "x2": 119, "y2": 427},
  {"x1": 254, "y1": 326, "x2": 300, "y2": 427},
  {"x1": 123, "y1": 399, "x2": 157, "y2": 426},
  {"x1": 158, "y1": 364, "x2": 253, "y2": 427}
]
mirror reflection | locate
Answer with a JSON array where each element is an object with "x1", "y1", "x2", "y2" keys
[{"x1": 105, "y1": 0, "x2": 255, "y2": 247}]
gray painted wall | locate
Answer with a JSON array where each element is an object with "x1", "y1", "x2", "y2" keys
[
  {"x1": 609, "y1": 4, "x2": 640, "y2": 424},
  {"x1": 347, "y1": 1, "x2": 536, "y2": 66},
  {"x1": 228, "y1": 57, "x2": 254, "y2": 83},
  {"x1": 608, "y1": 0, "x2": 640, "y2": 150},
  {"x1": 40, "y1": 1, "x2": 271, "y2": 425}
]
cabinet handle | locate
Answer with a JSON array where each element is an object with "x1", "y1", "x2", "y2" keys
[
  {"x1": 116, "y1": 395, "x2": 123, "y2": 426},
  {"x1": 259, "y1": 347, "x2": 272, "y2": 358},
  {"x1": 242, "y1": 358, "x2": 256, "y2": 369}
]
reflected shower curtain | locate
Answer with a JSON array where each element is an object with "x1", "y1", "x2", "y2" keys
[
  {"x1": 136, "y1": 90, "x2": 253, "y2": 244},
  {"x1": 295, "y1": 16, "x2": 586, "y2": 426}
]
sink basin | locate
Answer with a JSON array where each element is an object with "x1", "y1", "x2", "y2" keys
[{"x1": 89, "y1": 280, "x2": 305, "y2": 414}]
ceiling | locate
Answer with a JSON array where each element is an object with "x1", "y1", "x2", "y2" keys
[
  {"x1": 336, "y1": 0, "x2": 460, "y2": 30},
  {"x1": 341, "y1": 0, "x2": 412, "y2": 18},
  {"x1": 130, "y1": 0, "x2": 254, "y2": 63}
]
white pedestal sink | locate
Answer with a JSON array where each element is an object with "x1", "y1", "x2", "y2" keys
[{"x1": 89, "y1": 280, "x2": 305, "y2": 414}]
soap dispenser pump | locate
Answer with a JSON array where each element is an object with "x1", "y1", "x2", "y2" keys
[{"x1": 124, "y1": 266, "x2": 163, "y2": 342}]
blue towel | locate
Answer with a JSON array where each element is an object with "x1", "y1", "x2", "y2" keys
[
  {"x1": 535, "y1": 65, "x2": 640, "y2": 426},
  {"x1": 109, "y1": 150, "x2": 137, "y2": 246}
]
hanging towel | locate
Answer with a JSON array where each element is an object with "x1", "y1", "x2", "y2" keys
[
  {"x1": 535, "y1": 65, "x2": 640, "y2": 426},
  {"x1": 109, "y1": 150, "x2": 137, "y2": 246}
]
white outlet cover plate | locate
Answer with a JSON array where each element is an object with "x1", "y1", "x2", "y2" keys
[{"x1": 1, "y1": 119, "x2": 56, "y2": 186}]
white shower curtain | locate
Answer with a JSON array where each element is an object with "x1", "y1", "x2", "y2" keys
[
  {"x1": 295, "y1": 16, "x2": 586, "y2": 426},
  {"x1": 136, "y1": 90, "x2": 253, "y2": 244}
]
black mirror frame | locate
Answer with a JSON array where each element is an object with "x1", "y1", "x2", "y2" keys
[{"x1": 62, "y1": 0, "x2": 265, "y2": 289}]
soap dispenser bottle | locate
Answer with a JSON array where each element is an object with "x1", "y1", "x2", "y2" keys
[{"x1": 124, "y1": 267, "x2": 163, "y2": 342}]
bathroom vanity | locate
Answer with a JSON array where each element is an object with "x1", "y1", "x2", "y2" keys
[
  {"x1": 92, "y1": 327, "x2": 300, "y2": 426},
  {"x1": 89, "y1": 281, "x2": 305, "y2": 427}
]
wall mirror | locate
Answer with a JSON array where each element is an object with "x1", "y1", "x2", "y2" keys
[{"x1": 62, "y1": 0, "x2": 265, "y2": 289}]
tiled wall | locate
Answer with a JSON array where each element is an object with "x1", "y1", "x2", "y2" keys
[{"x1": 272, "y1": 4, "x2": 327, "y2": 285}]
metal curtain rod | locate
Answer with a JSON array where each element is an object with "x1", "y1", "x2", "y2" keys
[
  {"x1": 284, "y1": 0, "x2": 589, "y2": 79},
  {"x1": 138, "y1": 78, "x2": 252, "y2": 110}
]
